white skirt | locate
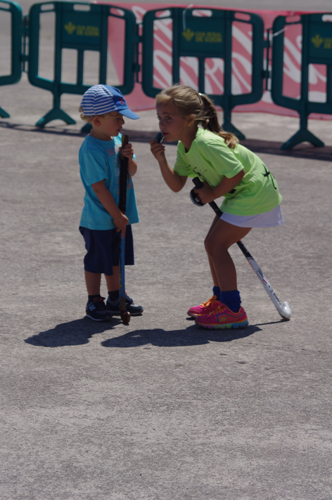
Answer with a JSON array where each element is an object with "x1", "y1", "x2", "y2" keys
[{"x1": 220, "y1": 205, "x2": 284, "y2": 228}]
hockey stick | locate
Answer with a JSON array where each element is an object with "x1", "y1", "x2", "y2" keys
[
  {"x1": 118, "y1": 134, "x2": 130, "y2": 325},
  {"x1": 191, "y1": 177, "x2": 291, "y2": 320}
]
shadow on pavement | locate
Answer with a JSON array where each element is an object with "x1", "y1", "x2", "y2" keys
[
  {"x1": 1, "y1": 121, "x2": 332, "y2": 160},
  {"x1": 25, "y1": 317, "x2": 121, "y2": 347},
  {"x1": 24, "y1": 318, "x2": 287, "y2": 348},
  {"x1": 101, "y1": 324, "x2": 262, "y2": 348},
  {"x1": 241, "y1": 138, "x2": 332, "y2": 161}
]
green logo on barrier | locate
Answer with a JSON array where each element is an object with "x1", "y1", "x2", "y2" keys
[
  {"x1": 64, "y1": 21, "x2": 99, "y2": 37},
  {"x1": 309, "y1": 24, "x2": 332, "y2": 61},
  {"x1": 324, "y1": 38, "x2": 332, "y2": 49},
  {"x1": 182, "y1": 28, "x2": 195, "y2": 42},
  {"x1": 182, "y1": 29, "x2": 222, "y2": 44},
  {"x1": 180, "y1": 17, "x2": 223, "y2": 55},
  {"x1": 311, "y1": 34, "x2": 323, "y2": 48},
  {"x1": 64, "y1": 22, "x2": 76, "y2": 35}
]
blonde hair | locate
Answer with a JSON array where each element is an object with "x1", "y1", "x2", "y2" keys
[{"x1": 156, "y1": 85, "x2": 238, "y2": 149}]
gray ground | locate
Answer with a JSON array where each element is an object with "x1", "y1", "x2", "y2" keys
[{"x1": 1, "y1": 1, "x2": 332, "y2": 499}]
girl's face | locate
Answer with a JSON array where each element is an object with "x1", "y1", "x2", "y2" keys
[{"x1": 156, "y1": 102, "x2": 191, "y2": 143}]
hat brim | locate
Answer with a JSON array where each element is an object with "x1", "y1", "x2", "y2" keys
[{"x1": 119, "y1": 109, "x2": 140, "y2": 120}]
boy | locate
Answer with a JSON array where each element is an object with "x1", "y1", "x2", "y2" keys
[{"x1": 79, "y1": 84, "x2": 143, "y2": 321}]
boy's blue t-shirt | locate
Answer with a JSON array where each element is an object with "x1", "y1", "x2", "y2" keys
[{"x1": 79, "y1": 134, "x2": 139, "y2": 230}]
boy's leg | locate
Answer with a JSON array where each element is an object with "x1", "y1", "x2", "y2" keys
[
  {"x1": 105, "y1": 268, "x2": 143, "y2": 316},
  {"x1": 104, "y1": 226, "x2": 143, "y2": 316},
  {"x1": 85, "y1": 271, "x2": 102, "y2": 295},
  {"x1": 105, "y1": 267, "x2": 120, "y2": 292},
  {"x1": 84, "y1": 271, "x2": 112, "y2": 322}
]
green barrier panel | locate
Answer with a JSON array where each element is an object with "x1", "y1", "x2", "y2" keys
[
  {"x1": 142, "y1": 7, "x2": 264, "y2": 139},
  {"x1": 271, "y1": 13, "x2": 332, "y2": 150},
  {"x1": 28, "y1": 1, "x2": 137, "y2": 127},
  {"x1": 0, "y1": 0, "x2": 23, "y2": 117}
]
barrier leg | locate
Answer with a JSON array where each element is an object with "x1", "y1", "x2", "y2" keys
[
  {"x1": 81, "y1": 123, "x2": 92, "y2": 134},
  {"x1": 281, "y1": 128, "x2": 325, "y2": 150},
  {"x1": 35, "y1": 92, "x2": 76, "y2": 127},
  {"x1": 35, "y1": 107, "x2": 76, "y2": 127},
  {"x1": 0, "y1": 107, "x2": 10, "y2": 118},
  {"x1": 222, "y1": 119, "x2": 246, "y2": 140},
  {"x1": 222, "y1": 105, "x2": 245, "y2": 140}
]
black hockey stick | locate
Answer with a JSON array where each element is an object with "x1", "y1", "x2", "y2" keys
[{"x1": 118, "y1": 134, "x2": 130, "y2": 325}]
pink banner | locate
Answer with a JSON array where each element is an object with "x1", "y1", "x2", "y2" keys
[{"x1": 102, "y1": 3, "x2": 331, "y2": 120}]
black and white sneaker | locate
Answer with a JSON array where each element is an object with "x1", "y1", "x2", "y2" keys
[
  {"x1": 106, "y1": 294, "x2": 143, "y2": 316},
  {"x1": 86, "y1": 296, "x2": 112, "y2": 322}
]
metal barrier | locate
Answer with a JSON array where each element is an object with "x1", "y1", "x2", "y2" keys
[
  {"x1": 271, "y1": 13, "x2": 332, "y2": 150},
  {"x1": 28, "y1": 1, "x2": 137, "y2": 126},
  {"x1": 0, "y1": 0, "x2": 22, "y2": 117},
  {"x1": 1, "y1": 1, "x2": 332, "y2": 145},
  {"x1": 142, "y1": 7, "x2": 265, "y2": 139}
]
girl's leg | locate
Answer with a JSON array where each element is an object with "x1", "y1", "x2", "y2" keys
[
  {"x1": 195, "y1": 220, "x2": 251, "y2": 329},
  {"x1": 187, "y1": 216, "x2": 221, "y2": 318},
  {"x1": 205, "y1": 219, "x2": 251, "y2": 292},
  {"x1": 205, "y1": 215, "x2": 221, "y2": 287}
]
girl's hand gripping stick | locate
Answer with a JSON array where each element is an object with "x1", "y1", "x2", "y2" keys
[{"x1": 190, "y1": 177, "x2": 206, "y2": 207}]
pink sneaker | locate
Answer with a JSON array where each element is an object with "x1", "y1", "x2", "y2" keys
[
  {"x1": 187, "y1": 295, "x2": 221, "y2": 318},
  {"x1": 195, "y1": 303, "x2": 249, "y2": 330}
]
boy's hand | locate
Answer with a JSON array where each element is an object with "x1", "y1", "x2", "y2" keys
[
  {"x1": 114, "y1": 212, "x2": 129, "y2": 238},
  {"x1": 120, "y1": 143, "x2": 134, "y2": 160},
  {"x1": 150, "y1": 139, "x2": 166, "y2": 163}
]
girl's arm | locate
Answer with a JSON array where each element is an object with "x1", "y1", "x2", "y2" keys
[
  {"x1": 92, "y1": 180, "x2": 128, "y2": 237},
  {"x1": 195, "y1": 170, "x2": 245, "y2": 204},
  {"x1": 150, "y1": 140, "x2": 187, "y2": 192}
]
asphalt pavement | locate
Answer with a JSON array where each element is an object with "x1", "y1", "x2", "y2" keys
[{"x1": 1, "y1": 1, "x2": 332, "y2": 499}]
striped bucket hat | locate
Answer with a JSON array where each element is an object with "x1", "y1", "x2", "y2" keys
[{"x1": 80, "y1": 85, "x2": 140, "y2": 120}]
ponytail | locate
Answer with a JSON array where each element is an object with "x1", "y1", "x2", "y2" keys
[{"x1": 199, "y1": 94, "x2": 238, "y2": 150}]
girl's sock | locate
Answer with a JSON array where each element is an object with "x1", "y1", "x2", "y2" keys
[
  {"x1": 212, "y1": 286, "x2": 221, "y2": 301},
  {"x1": 220, "y1": 290, "x2": 241, "y2": 313}
]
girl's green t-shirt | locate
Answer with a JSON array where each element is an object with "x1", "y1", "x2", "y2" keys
[{"x1": 174, "y1": 128, "x2": 282, "y2": 216}]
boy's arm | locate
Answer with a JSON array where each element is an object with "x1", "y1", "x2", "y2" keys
[
  {"x1": 120, "y1": 143, "x2": 137, "y2": 177},
  {"x1": 128, "y1": 158, "x2": 137, "y2": 177},
  {"x1": 92, "y1": 180, "x2": 128, "y2": 237}
]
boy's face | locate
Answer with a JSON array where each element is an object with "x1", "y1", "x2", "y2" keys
[{"x1": 91, "y1": 111, "x2": 125, "y2": 141}]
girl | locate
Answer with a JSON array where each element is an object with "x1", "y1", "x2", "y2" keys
[{"x1": 150, "y1": 85, "x2": 283, "y2": 330}]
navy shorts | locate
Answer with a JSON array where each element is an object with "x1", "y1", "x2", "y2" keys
[{"x1": 79, "y1": 225, "x2": 134, "y2": 276}]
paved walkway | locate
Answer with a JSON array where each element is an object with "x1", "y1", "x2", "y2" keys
[{"x1": 1, "y1": 2, "x2": 332, "y2": 499}]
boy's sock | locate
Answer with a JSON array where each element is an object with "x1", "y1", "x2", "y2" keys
[
  {"x1": 220, "y1": 290, "x2": 241, "y2": 313},
  {"x1": 212, "y1": 286, "x2": 221, "y2": 301},
  {"x1": 88, "y1": 294, "x2": 102, "y2": 303},
  {"x1": 108, "y1": 290, "x2": 119, "y2": 302}
]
